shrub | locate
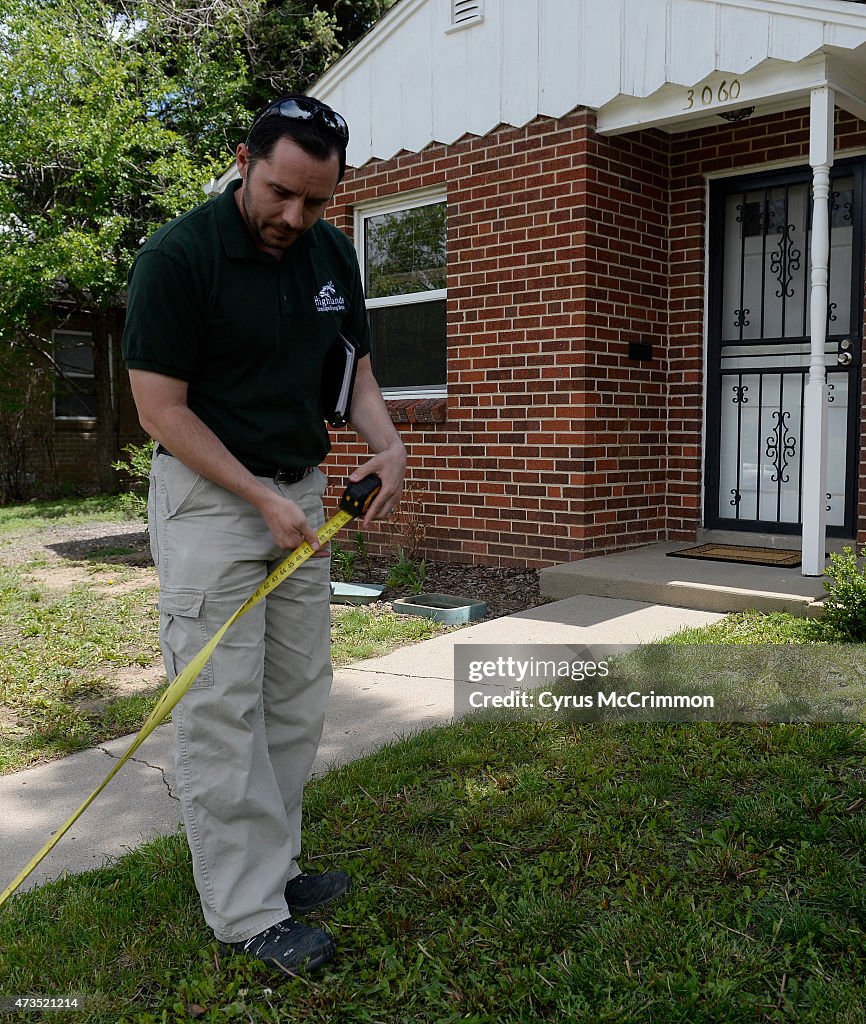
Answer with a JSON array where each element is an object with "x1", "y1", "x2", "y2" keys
[
  {"x1": 387, "y1": 482, "x2": 427, "y2": 559},
  {"x1": 821, "y1": 546, "x2": 866, "y2": 641},
  {"x1": 112, "y1": 441, "x2": 153, "y2": 520},
  {"x1": 386, "y1": 546, "x2": 426, "y2": 594}
]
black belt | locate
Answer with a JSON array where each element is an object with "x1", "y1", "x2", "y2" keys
[{"x1": 155, "y1": 444, "x2": 313, "y2": 485}]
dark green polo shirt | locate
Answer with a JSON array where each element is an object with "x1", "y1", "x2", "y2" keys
[{"x1": 122, "y1": 180, "x2": 371, "y2": 470}]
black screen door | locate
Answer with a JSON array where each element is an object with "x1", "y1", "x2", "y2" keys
[{"x1": 705, "y1": 163, "x2": 863, "y2": 536}]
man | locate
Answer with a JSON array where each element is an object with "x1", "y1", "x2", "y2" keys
[{"x1": 122, "y1": 95, "x2": 406, "y2": 977}]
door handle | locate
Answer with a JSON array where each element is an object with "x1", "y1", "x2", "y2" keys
[{"x1": 838, "y1": 351, "x2": 853, "y2": 366}]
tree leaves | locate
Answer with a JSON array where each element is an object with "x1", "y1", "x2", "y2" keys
[{"x1": 0, "y1": 0, "x2": 247, "y2": 323}]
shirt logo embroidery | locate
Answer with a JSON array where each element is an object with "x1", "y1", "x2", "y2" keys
[{"x1": 314, "y1": 281, "x2": 346, "y2": 313}]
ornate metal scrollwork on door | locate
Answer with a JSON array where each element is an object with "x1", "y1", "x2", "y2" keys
[
  {"x1": 832, "y1": 190, "x2": 853, "y2": 224},
  {"x1": 765, "y1": 410, "x2": 797, "y2": 484},
  {"x1": 770, "y1": 223, "x2": 801, "y2": 299},
  {"x1": 731, "y1": 384, "x2": 749, "y2": 404}
]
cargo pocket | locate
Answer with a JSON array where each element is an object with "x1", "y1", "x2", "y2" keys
[{"x1": 160, "y1": 588, "x2": 214, "y2": 689}]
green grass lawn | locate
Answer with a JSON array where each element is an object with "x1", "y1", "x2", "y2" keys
[
  {"x1": 0, "y1": 716, "x2": 864, "y2": 1023},
  {"x1": 0, "y1": 494, "x2": 132, "y2": 537},
  {"x1": 0, "y1": 564, "x2": 444, "y2": 774},
  {"x1": 0, "y1": 564, "x2": 163, "y2": 773},
  {"x1": 2, "y1": 498, "x2": 865, "y2": 1021},
  {"x1": 0, "y1": 496, "x2": 445, "y2": 773},
  {"x1": 663, "y1": 609, "x2": 831, "y2": 645}
]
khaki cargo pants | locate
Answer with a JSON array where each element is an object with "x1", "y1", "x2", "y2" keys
[{"x1": 148, "y1": 453, "x2": 332, "y2": 943}]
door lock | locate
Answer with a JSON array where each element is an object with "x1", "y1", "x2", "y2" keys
[{"x1": 838, "y1": 350, "x2": 853, "y2": 366}]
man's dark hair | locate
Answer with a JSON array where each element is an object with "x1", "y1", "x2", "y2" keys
[{"x1": 245, "y1": 94, "x2": 347, "y2": 183}]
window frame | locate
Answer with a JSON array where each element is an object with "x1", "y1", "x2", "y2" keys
[
  {"x1": 52, "y1": 329, "x2": 98, "y2": 421},
  {"x1": 354, "y1": 187, "x2": 447, "y2": 400}
]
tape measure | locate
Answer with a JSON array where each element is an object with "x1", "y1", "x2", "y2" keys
[{"x1": 0, "y1": 474, "x2": 382, "y2": 910}]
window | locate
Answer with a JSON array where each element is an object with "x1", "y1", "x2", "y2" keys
[
  {"x1": 357, "y1": 192, "x2": 447, "y2": 397},
  {"x1": 54, "y1": 331, "x2": 97, "y2": 419}
]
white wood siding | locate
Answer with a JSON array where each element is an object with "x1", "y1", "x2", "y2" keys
[
  {"x1": 537, "y1": 0, "x2": 582, "y2": 117},
  {"x1": 668, "y1": 0, "x2": 717, "y2": 85},
  {"x1": 311, "y1": 0, "x2": 866, "y2": 166}
]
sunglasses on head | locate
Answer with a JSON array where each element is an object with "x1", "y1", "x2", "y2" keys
[{"x1": 248, "y1": 97, "x2": 349, "y2": 144}]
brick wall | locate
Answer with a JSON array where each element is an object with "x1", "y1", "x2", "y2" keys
[
  {"x1": 574, "y1": 124, "x2": 671, "y2": 555},
  {"x1": 327, "y1": 112, "x2": 672, "y2": 568},
  {"x1": 325, "y1": 105, "x2": 866, "y2": 568}
]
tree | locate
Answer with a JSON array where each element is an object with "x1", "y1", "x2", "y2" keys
[
  {"x1": 136, "y1": 0, "x2": 399, "y2": 119},
  {"x1": 0, "y1": 0, "x2": 396, "y2": 496},
  {"x1": 0, "y1": 0, "x2": 250, "y2": 491}
]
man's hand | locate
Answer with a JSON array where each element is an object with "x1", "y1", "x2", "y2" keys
[
  {"x1": 345, "y1": 356, "x2": 407, "y2": 528},
  {"x1": 255, "y1": 489, "x2": 330, "y2": 556},
  {"x1": 349, "y1": 441, "x2": 406, "y2": 528}
]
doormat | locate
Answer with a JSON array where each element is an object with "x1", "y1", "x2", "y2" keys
[{"x1": 667, "y1": 543, "x2": 801, "y2": 568}]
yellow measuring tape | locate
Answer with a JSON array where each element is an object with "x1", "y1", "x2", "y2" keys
[{"x1": 0, "y1": 474, "x2": 382, "y2": 910}]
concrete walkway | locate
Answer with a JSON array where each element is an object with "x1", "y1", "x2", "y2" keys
[{"x1": 0, "y1": 595, "x2": 723, "y2": 895}]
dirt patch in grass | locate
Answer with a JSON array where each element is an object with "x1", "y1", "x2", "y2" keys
[
  {"x1": 0, "y1": 520, "x2": 151, "y2": 567},
  {"x1": 24, "y1": 563, "x2": 158, "y2": 595},
  {"x1": 108, "y1": 662, "x2": 165, "y2": 695},
  {"x1": 74, "y1": 663, "x2": 166, "y2": 715}
]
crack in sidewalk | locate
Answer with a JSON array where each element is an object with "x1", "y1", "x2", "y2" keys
[
  {"x1": 344, "y1": 667, "x2": 454, "y2": 681},
  {"x1": 98, "y1": 747, "x2": 178, "y2": 801}
]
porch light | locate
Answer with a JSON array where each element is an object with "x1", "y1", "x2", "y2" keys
[{"x1": 717, "y1": 107, "x2": 756, "y2": 123}]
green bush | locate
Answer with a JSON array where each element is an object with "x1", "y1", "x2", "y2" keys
[
  {"x1": 112, "y1": 441, "x2": 153, "y2": 520},
  {"x1": 821, "y1": 546, "x2": 866, "y2": 640}
]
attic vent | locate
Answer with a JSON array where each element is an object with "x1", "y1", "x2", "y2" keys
[{"x1": 450, "y1": 0, "x2": 483, "y2": 29}]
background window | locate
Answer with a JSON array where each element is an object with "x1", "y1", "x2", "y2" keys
[
  {"x1": 360, "y1": 195, "x2": 446, "y2": 396},
  {"x1": 54, "y1": 331, "x2": 97, "y2": 419}
]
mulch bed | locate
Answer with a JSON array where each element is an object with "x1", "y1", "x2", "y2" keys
[{"x1": 337, "y1": 555, "x2": 545, "y2": 620}]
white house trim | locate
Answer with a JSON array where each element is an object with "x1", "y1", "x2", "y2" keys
[
  {"x1": 596, "y1": 54, "x2": 831, "y2": 135},
  {"x1": 307, "y1": 0, "x2": 866, "y2": 168}
]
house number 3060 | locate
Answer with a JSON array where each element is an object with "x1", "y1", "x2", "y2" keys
[{"x1": 685, "y1": 79, "x2": 741, "y2": 109}]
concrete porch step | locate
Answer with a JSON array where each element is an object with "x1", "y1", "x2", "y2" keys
[{"x1": 540, "y1": 542, "x2": 830, "y2": 616}]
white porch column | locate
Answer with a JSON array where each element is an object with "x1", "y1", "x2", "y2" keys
[{"x1": 801, "y1": 86, "x2": 835, "y2": 576}]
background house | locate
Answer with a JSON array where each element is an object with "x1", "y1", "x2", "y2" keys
[{"x1": 0, "y1": 309, "x2": 134, "y2": 501}]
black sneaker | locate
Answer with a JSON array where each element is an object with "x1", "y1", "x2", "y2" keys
[
  {"x1": 220, "y1": 918, "x2": 335, "y2": 977},
  {"x1": 285, "y1": 870, "x2": 351, "y2": 914}
]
